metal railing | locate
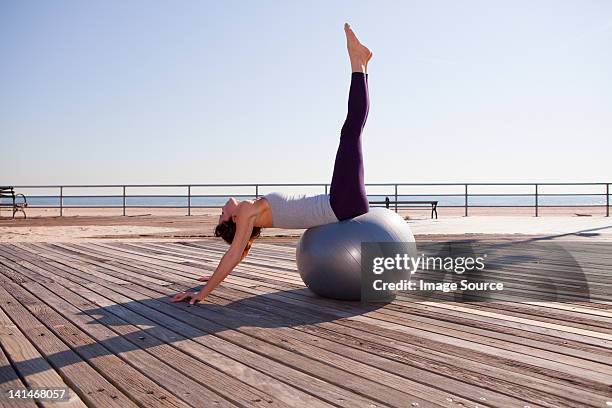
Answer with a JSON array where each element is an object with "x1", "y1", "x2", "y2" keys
[{"x1": 4, "y1": 182, "x2": 611, "y2": 217}]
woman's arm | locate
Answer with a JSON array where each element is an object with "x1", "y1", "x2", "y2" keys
[
  {"x1": 177, "y1": 205, "x2": 257, "y2": 304},
  {"x1": 196, "y1": 239, "x2": 252, "y2": 282}
]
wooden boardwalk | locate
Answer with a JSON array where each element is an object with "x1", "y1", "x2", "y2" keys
[{"x1": 0, "y1": 239, "x2": 610, "y2": 407}]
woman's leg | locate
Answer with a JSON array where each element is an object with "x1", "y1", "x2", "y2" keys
[
  {"x1": 330, "y1": 24, "x2": 372, "y2": 220},
  {"x1": 329, "y1": 72, "x2": 370, "y2": 220}
]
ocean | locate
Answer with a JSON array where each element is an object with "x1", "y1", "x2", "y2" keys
[{"x1": 15, "y1": 194, "x2": 608, "y2": 208}]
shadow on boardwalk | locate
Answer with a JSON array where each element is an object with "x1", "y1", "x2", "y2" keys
[{"x1": 1, "y1": 286, "x2": 387, "y2": 381}]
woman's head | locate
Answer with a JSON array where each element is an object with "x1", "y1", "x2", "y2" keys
[
  {"x1": 214, "y1": 219, "x2": 261, "y2": 244},
  {"x1": 215, "y1": 197, "x2": 261, "y2": 244},
  {"x1": 219, "y1": 197, "x2": 239, "y2": 224}
]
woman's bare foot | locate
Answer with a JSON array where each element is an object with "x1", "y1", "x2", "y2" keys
[{"x1": 344, "y1": 23, "x2": 372, "y2": 73}]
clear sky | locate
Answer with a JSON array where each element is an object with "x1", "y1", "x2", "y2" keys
[{"x1": 1, "y1": 0, "x2": 611, "y2": 185}]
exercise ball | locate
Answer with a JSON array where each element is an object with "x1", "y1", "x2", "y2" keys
[{"x1": 297, "y1": 207, "x2": 416, "y2": 301}]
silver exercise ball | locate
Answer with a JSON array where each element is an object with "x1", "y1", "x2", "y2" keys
[{"x1": 296, "y1": 207, "x2": 416, "y2": 301}]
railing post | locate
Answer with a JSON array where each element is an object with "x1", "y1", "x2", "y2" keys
[
  {"x1": 464, "y1": 184, "x2": 468, "y2": 217},
  {"x1": 324, "y1": 184, "x2": 328, "y2": 195},
  {"x1": 606, "y1": 183, "x2": 610, "y2": 217},
  {"x1": 122, "y1": 186, "x2": 126, "y2": 216},
  {"x1": 187, "y1": 185, "x2": 191, "y2": 216},
  {"x1": 535, "y1": 184, "x2": 539, "y2": 217},
  {"x1": 59, "y1": 186, "x2": 63, "y2": 217},
  {"x1": 394, "y1": 184, "x2": 398, "y2": 213},
  {"x1": 255, "y1": 185, "x2": 259, "y2": 199}
]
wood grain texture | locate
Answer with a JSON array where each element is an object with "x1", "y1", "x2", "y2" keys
[{"x1": 0, "y1": 239, "x2": 610, "y2": 408}]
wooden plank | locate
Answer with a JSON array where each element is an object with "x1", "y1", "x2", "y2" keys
[
  {"x1": 59, "y1": 242, "x2": 612, "y2": 356},
  {"x1": 15, "y1": 279, "x2": 241, "y2": 408},
  {"x1": 140, "y1": 241, "x2": 612, "y2": 340},
  {"x1": 47, "y1": 243, "x2": 173, "y2": 286},
  {"x1": 280, "y1": 286, "x2": 611, "y2": 349},
  {"x1": 186, "y1": 244, "x2": 612, "y2": 346},
  {"x1": 9, "y1": 244, "x2": 544, "y2": 403},
  {"x1": 0, "y1": 285, "x2": 135, "y2": 408},
  {"x1": 358, "y1": 305, "x2": 611, "y2": 370},
  {"x1": 137, "y1": 241, "x2": 299, "y2": 274},
  {"x1": 25, "y1": 242, "x2": 612, "y2": 370},
  {"x1": 88, "y1": 241, "x2": 303, "y2": 290},
  {"x1": 0, "y1": 258, "x2": 54, "y2": 285},
  {"x1": 53, "y1": 281, "x2": 404, "y2": 408},
  {"x1": 379, "y1": 302, "x2": 612, "y2": 363},
  {"x1": 8, "y1": 244, "x2": 452, "y2": 408},
  {"x1": 0, "y1": 246, "x2": 359, "y2": 408},
  {"x1": 4, "y1": 241, "x2": 611, "y2": 407},
  {"x1": 0, "y1": 279, "x2": 196, "y2": 408},
  {"x1": 411, "y1": 301, "x2": 612, "y2": 341},
  {"x1": 68, "y1": 242, "x2": 303, "y2": 292},
  {"x1": 21, "y1": 242, "x2": 287, "y2": 298},
  {"x1": 204, "y1": 284, "x2": 609, "y2": 407},
  {"x1": 214, "y1": 278, "x2": 612, "y2": 390},
  {"x1": 61, "y1": 242, "x2": 608, "y2": 408},
  {"x1": 163, "y1": 261, "x2": 612, "y2": 397},
  {"x1": 134, "y1": 241, "x2": 304, "y2": 283},
  {"x1": 0, "y1": 317, "x2": 65, "y2": 408},
  {"x1": 0, "y1": 247, "x2": 300, "y2": 408},
  {"x1": 165, "y1": 288, "x2": 545, "y2": 407},
  {"x1": 111, "y1": 285, "x2": 483, "y2": 408}
]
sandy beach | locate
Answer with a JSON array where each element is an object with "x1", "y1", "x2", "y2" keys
[
  {"x1": 2, "y1": 207, "x2": 611, "y2": 242},
  {"x1": 5, "y1": 205, "x2": 609, "y2": 219}
]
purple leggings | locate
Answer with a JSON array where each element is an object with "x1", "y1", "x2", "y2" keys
[{"x1": 329, "y1": 72, "x2": 370, "y2": 220}]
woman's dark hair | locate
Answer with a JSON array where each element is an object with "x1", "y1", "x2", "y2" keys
[{"x1": 214, "y1": 219, "x2": 262, "y2": 245}]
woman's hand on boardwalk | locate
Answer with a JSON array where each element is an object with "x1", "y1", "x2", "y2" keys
[
  {"x1": 171, "y1": 291, "x2": 205, "y2": 305},
  {"x1": 171, "y1": 276, "x2": 210, "y2": 303}
]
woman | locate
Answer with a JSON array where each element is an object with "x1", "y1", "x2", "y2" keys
[{"x1": 172, "y1": 23, "x2": 373, "y2": 304}]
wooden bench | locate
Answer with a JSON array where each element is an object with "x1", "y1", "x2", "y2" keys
[
  {"x1": 370, "y1": 197, "x2": 438, "y2": 219},
  {"x1": 0, "y1": 186, "x2": 28, "y2": 218}
]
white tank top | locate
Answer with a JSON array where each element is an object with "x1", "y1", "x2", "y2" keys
[{"x1": 263, "y1": 192, "x2": 338, "y2": 229}]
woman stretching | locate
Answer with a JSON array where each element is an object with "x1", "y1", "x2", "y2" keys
[{"x1": 172, "y1": 23, "x2": 373, "y2": 304}]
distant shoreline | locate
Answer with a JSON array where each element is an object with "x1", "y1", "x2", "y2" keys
[
  {"x1": 2, "y1": 205, "x2": 610, "y2": 219},
  {"x1": 13, "y1": 194, "x2": 609, "y2": 208},
  {"x1": 2, "y1": 208, "x2": 612, "y2": 243}
]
